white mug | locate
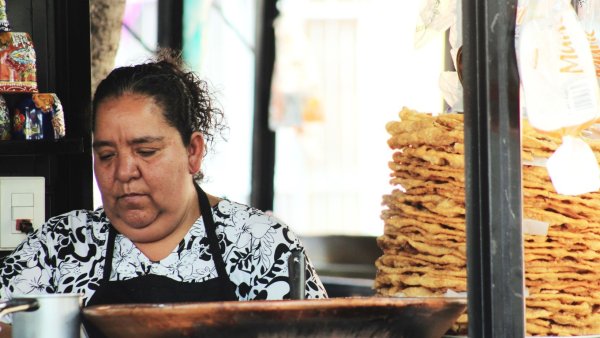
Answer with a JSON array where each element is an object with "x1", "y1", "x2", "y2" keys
[{"x1": 12, "y1": 293, "x2": 83, "y2": 338}]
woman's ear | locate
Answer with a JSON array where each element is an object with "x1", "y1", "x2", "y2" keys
[{"x1": 187, "y1": 132, "x2": 205, "y2": 174}]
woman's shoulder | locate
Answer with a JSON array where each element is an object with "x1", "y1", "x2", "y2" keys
[
  {"x1": 42, "y1": 207, "x2": 109, "y2": 236},
  {"x1": 214, "y1": 199, "x2": 286, "y2": 226},
  {"x1": 214, "y1": 199, "x2": 300, "y2": 246},
  {"x1": 45, "y1": 207, "x2": 107, "y2": 226}
]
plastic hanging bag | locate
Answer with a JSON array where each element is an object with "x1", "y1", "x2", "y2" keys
[
  {"x1": 546, "y1": 136, "x2": 600, "y2": 195},
  {"x1": 447, "y1": 0, "x2": 462, "y2": 70},
  {"x1": 439, "y1": 0, "x2": 463, "y2": 112},
  {"x1": 439, "y1": 71, "x2": 463, "y2": 112},
  {"x1": 577, "y1": 0, "x2": 600, "y2": 86},
  {"x1": 518, "y1": 0, "x2": 600, "y2": 131},
  {"x1": 517, "y1": 0, "x2": 600, "y2": 195},
  {"x1": 575, "y1": 0, "x2": 600, "y2": 140},
  {"x1": 414, "y1": 0, "x2": 456, "y2": 49}
]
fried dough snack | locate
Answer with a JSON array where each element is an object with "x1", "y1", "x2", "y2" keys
[{"x1": 375, "y1": 107, "x2": 600, "y2": 336}]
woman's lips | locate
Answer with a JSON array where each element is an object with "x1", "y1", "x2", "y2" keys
[{"x1": 118, "y1": 193, "x2": 147, "y2": 205}]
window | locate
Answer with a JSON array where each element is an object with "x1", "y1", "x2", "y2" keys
[{"x1": 271, "y1": 0, "x2": 444, "y2": 235}]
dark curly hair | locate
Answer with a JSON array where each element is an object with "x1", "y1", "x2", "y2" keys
[{"x1": 92, "y1": 50, "x2": 226, "y2": 166}]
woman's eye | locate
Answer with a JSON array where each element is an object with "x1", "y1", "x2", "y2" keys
[
  {"x1": 138, "y1": 149, "x2": 157, "y2": 157},
  {"x1": 97, "y1": 153, "x2": 115, "y2": 161}
]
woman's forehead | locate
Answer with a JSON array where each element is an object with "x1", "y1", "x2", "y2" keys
[
  {"x1": 95, "y1": 96, "x2": 176, "y2": 135},
  {"x1": 95, "y1": 93, "x2": 168, "y2": 124}
]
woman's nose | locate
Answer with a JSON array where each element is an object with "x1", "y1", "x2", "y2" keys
[{"x1": 115, "y1": 153, "x2": 141, "y2": 181}]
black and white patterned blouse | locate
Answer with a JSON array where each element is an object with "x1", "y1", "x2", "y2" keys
[{"x1": 0, "y1": 199, "x2": 328, "y2": 311}]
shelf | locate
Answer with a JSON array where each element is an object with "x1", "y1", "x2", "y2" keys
[{"x1": 0, "y1": 138, "x2": 86, "y2": 155}]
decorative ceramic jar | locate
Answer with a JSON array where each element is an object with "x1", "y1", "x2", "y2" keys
[{"x1": 0, "y1": 94, "x2": 9, "y2": 139}]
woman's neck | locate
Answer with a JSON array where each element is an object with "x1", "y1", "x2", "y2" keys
[{"x1": 133, "y1": 193, "x2": 221, "y2": 262}]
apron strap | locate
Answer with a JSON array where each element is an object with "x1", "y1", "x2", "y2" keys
[
  {"x1": 103, "y1": 225, "x2": 117, "y2": 282},
  {"x1": 194, "y1": 182, "x2": 230, "y2": 281},
  {"x1": 101, "y1": 183, "x2": 231, "y2": 285}
]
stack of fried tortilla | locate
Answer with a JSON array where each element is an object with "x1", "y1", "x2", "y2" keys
[{"x1": 375, "y1": 107, "x2": 600, "y2": 336}]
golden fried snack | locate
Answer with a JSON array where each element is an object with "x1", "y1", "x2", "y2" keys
[
  {"x1": 377, "y1": 252, "x2": 466, "y2": 267},
  {"x1": 376, "y1": 107, "x2": 600, "y2": 336}
]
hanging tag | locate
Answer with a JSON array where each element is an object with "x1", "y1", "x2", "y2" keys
[
  {"x1": 522, "y1": 218, "x2": 550, "y2": 236},
  {"x1": 546, "y1": 135, "x2": 600, "y2": 195}
]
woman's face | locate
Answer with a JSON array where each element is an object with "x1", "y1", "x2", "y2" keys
[{"x1": 93, "y1": 93, "x2": 202, "y2": 244}]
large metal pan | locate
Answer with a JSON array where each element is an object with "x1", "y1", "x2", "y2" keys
[{"x1": 83, "y1": 296, "x2": 466, "y2": 338}]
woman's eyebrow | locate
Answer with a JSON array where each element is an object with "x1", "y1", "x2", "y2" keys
[
  {"x1": 92, "y1": 136, "x2": 165, "y2": 149},
  {"x1": 92, "y1": 140, "x2": 114, "y2": 149},
  {"x1": 129, "y1": 136, "x2": 164, "y2": 145}
]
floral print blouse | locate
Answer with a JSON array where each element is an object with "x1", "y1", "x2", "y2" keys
[{"x1": 0, "y1": 199, "x2": 328, "y2": 313}]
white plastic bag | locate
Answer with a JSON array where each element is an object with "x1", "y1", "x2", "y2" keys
[
  {"x1": 518, "y1": 0, "x2": 600, "y2": 132},
  {"x1": 439, "y1": 0, "x2": 463, "y2": 112},
  {"x1": 517, "y1": 0, "x2": 600, "y2": 195},
  {"x1": 414, "y1": 0, "x2": 456, "y2": 48},
  {"x1": 577, "y1": 0, "x2": 600, "y2": 84},
  {"x1": 439, "y1": 71, "x2": 463, "y2": 112},
  {"x1": 546, "y1": 136, "x2": 600, "y2": 195}
]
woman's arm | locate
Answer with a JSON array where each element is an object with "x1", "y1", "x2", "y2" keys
[{"x1": 1, "y1": 227, "x2": 53, "y2": 307}]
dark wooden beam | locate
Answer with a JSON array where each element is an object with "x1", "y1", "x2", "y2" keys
[
  {"x1": 463, "y1": 0, "x2": 525, "y2": 336},
  {"x1": 250, "y1": 0, "x2": 278, "y2": 211},
  {"x1": 158, "y1": 0, "x2": 183, "y2": 50}
]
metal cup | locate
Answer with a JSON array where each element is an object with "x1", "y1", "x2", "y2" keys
[{"x1": 12, "y1": 293, "x2": 83, "y2": 338}]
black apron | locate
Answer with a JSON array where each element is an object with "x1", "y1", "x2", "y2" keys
[{"x1": 87, "y1": 183, "x2": 238, "y2": 306}]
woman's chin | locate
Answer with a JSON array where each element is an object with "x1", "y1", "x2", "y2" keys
[
  {"x1": 122, "y1": 213, "x2": 156, "y2": 229},
  {"x1": 108, "y1": 209, "x2": 186, "y2": 244},
  {"x1": 111, "y1": 212, "x2": 159, "y2": 236}
]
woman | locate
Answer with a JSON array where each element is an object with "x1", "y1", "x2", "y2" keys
[{"x1": 0, "y1": 52, "x2": 327, "y2": 329}]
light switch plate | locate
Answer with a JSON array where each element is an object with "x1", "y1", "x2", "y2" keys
[{"x1": 0, "y1": 177, "x2": 45, "y2": 250}]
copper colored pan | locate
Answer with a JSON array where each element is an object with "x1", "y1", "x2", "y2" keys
[{"x1": 83, "y1": 297, "x2": 466, "y2": 338}]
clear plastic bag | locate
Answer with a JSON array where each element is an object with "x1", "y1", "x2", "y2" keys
[
  {"x1": 517, "y1": 0, "x2": 600, "y2": 195},
  {"x1": 414, "y1": 0, "x2": 456, "y2": 49},
  {"x1": 546, "y1": 136, "x2": 600, "y2": 195},
  {"x1": 518, "y1": 0, "x2": 600, "y2": 131},
  {"x1": 577, "y1": 0, "x2": 600, "y2": 84}
]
